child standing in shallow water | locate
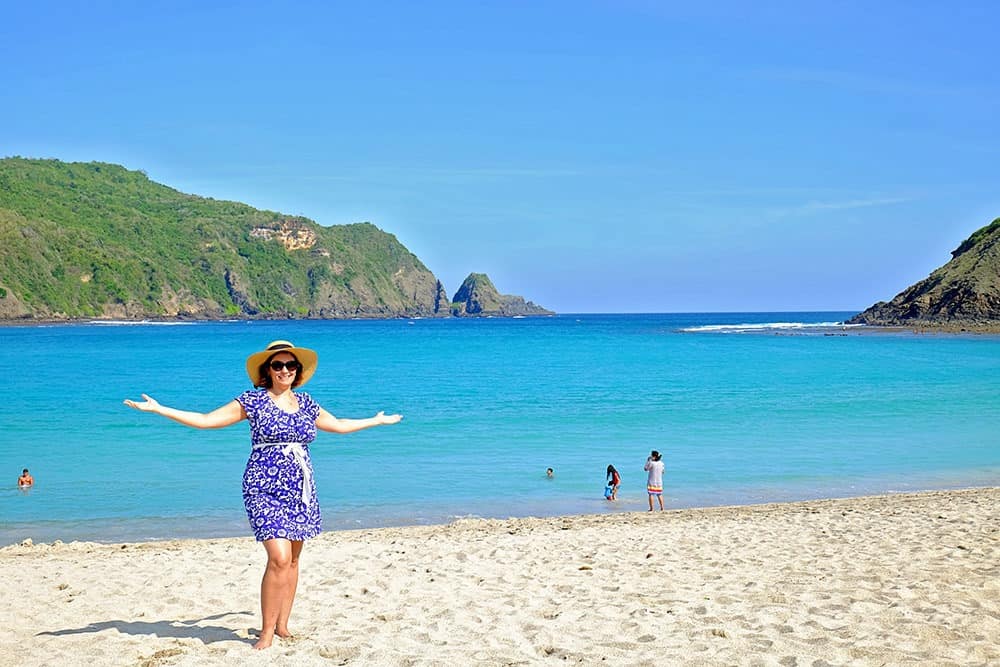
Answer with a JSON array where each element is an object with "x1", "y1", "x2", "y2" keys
[
  {"x1": 606, "y1": 464, "x2": 620, "y2": 501},
  {"x1": 644, "y1": 451, "x2": 664, "y2": 511}
]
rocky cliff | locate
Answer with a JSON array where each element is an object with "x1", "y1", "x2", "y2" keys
[{"x1": 848, "y1": 217, "x2": 1000, "y2": 329}]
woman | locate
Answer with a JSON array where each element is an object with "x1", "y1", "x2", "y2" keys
[
  {"x1": 644, "y1": 450, "x2": 665, "y2": 511},
  {"x1": 124, "y1": 339, "x2": 401, "y2": 650},
  {"x1": 605, "y1": 464, "x2": 620, "y2": 501}
]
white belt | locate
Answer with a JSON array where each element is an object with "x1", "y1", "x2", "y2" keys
[{"x1": 252, "y1": 442, "x2": 313, "y2": 505}]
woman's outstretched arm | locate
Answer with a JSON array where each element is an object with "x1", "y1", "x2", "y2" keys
[
  {"x1": 315, "y1": 407, "x2": 402, "y2": 434},
  {"x1": 124, "y1": 394, "x2": 246, "y2": 429}
]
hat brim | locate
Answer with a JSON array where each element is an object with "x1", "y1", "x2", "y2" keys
[{"x1": 246, "y1": 341, "x2": 319, "y2": 388}]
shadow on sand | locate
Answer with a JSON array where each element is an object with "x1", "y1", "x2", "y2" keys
[{"x1": 36, "y1": 611, "x2": 255, "y2": 644}]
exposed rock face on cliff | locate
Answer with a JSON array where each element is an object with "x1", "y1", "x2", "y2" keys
[
  {"x1": 0, "y1": 158, "x2": 465, "y2": 320},
  {"x1": 848, "y1": 217, "x2": 1000, "y2": 329},
  {"x1": 450, "y1": 273, "x2": 553, "y2": 317}
]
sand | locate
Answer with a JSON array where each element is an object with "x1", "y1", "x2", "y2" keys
[{"x1": 2, "y1": 487, "x2": 997, "y2": 666}]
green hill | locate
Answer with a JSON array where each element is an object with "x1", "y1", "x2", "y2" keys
[
  {"x1": 0, "y1": 158, "x2": 451, "y2": 320},
  {"x1": 848, "y1": 217, "x2": 1000, "y2": 330}
]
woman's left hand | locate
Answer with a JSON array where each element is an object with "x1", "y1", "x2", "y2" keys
[{"x1": 376, "y1": 411, "x2": 403, "y2": 425}]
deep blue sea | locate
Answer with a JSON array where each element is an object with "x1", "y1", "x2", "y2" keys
[{"x1": 2, "y1": 313, "x2": 999, "y2": 546}]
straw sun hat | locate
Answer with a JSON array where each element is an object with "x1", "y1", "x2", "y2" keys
[{"x1": 245, "y1": 340, "x2": 319, "y2": 388}]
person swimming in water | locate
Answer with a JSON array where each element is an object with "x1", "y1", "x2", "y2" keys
[{"x1": 18, "y1": 468, "x2": 34, "y2": 488}]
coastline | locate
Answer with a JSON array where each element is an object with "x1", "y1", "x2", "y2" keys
[
  {"x1": 0, "y1": 310, "x2": 555, "y2": 327},
  {"x1": 4, "y1": 487, "x2": 997, "y2": 666},
  {"x1": 3, "y1": 314, "x2": 999, "y2": 334}
]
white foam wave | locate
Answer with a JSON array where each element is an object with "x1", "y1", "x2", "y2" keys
[
  {"x1": 86, "y1": 320, "x2": 195, "y2": 326},
  {"x1": 680, "y1": 321, "x2": 863, "y2": 333}
]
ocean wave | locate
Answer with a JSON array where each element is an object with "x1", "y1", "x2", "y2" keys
[
  {"x1": 86, "y1": 320, "x2": 195, "y2": 326},
  {"x1": 680, "y1": 321, "x2": 863, "y2": 333}
]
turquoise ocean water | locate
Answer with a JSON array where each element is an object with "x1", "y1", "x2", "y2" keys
[{"x1": 2, "y1": 313, "x2": 999, "y2": 546}]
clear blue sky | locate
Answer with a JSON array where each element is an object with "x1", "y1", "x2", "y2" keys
[{"x1": 2, "y1": 1, "x2": 998, "y2": 313}]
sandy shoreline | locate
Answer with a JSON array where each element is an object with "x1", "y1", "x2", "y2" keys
[{"x1": 2, "y1": 488, "x2": 997, "y2": 666}]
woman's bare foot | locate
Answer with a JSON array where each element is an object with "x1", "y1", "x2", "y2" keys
[
  {"x1": 275, "y1": 626, "x2": 294, "y2": 639},
  {"x1": 253, "y1": 629, "x2": 275, "y2": 650}
]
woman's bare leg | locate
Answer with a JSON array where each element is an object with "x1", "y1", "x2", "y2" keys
[
  {"x1": 255, "y1": 538, "x2": 293, "y2": 650},
  {"x1": 275, "y1": 540, "x2": 304, "y2": 638}
]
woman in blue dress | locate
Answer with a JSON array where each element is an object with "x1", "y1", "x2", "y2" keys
[{"x1": 124, "y1": 340, "x2": 402, "y2": 650}]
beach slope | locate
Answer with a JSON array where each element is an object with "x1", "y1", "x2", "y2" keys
[{"x1": 2, "y1": 488, "x2": 997, "y2": 666}]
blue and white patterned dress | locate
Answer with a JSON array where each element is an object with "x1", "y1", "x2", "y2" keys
[{"x1": 237, "y1": 389, "x2": 323, "y2": 541}]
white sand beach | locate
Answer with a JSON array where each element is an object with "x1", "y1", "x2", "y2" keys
[{"x1": 2, "y1": 487, "x2": 997, "y2": 666}]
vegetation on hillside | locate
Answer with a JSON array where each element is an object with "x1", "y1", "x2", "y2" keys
[{"x1": 0, "y1": 158, "x2": 447, "y2": 319}]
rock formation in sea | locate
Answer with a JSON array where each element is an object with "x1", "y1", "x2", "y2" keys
[{"x1": 450, "y1": 273, "x2": 553, "y2": 317}]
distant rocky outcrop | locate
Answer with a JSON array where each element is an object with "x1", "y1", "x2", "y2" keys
[
  {"x1": 450, "y1": 273, "x2": 553, "y2": 317},
  {"x1": 848, "y1": 217, "x2": 1000, "y2": 330}
]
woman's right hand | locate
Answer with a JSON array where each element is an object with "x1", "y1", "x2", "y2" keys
[{"x1": 124, "y1": 393, "x2": 161, "y2": 413}]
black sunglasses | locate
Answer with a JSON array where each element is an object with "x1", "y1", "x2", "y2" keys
[{"x1": 269, "y1": 360, "x2": 301, "y2": 371}]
